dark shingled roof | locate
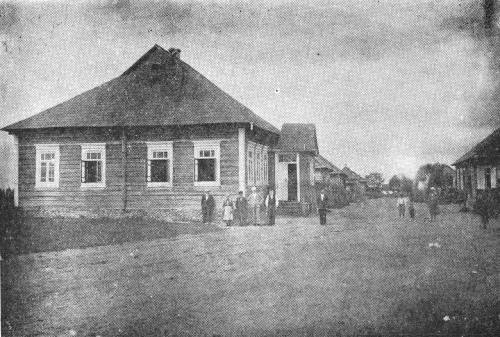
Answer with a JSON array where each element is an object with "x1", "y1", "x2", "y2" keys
[
  {"x1": 341, "y1": 166, "x2": 364, "y2": 181},
  {"x1": 453, "y1": 127, "x2": 500, "y2": 166},
  {"x1": 277, "y1": 123, "x2": 318, "y2": 153},
  {"x1": 315, "y1": 155, "x2": 343, "y2": 174},
  {"x1": 2, "y1": 45, "x2": 279, "y2": 134}
]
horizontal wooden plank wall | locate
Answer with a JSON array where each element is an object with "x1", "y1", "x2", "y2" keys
[
  {"x1": 17, "y1": 125, "x2": 265, "y2": 220},
  {"x1": 299, "y1": 153, "x2": 317, "y2": 208},
  {"x1": 16, "y1": 125, "x2": 283, "y2": 219}
]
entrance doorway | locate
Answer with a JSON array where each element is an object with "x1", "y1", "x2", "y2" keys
[{"x1": 287, "y1": 163, "x2": 297, "y2": 201}]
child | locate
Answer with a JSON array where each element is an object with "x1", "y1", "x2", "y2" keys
[
  {"x1": 408, "y1": 199, "x2": 415, "y2": 220},
  {"x1": 222, "y1": 195, "x2": 234, "y2": 226}
]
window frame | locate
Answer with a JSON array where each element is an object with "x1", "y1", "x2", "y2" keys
[
  {"x1": 193, "y1": 140, "x2": 221, "y2": 187},
  {"x1": 263, "y1": 147, "x2": 269, "y2": 185},
  {"x1": 81, "y1": 143, "x2": 106, "y2": 189},
  {"x1": 247, "y1": 144, "x2": 255, "y2": 185},
  {"x1": 146, "y1": 142, "x2": 174, "y2": 188},
  {"x1": 35, "y1": 144, "x2": 60, "y2": 189}
]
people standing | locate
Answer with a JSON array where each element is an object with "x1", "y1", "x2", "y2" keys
[
  {"x1": 265, "y1": 189, "x2": 276, "y2": 226},
  {"x1": 317, "y1": 189, "x2": 328, "y2": 225},
  {"x1": 222, "y1": 195, "x2": 234, "y2": 226},
  {"x1": 397, "y1": 193, "x2": 406, "y2": 218},
  {"x1": 235, "y1": 191, "x2": 248, "y2": 226},
  {"x1": 248, "y1": 186, "x2": 262, "y2": 225},
  {"x1": 201, "y1": 191, "x2": 215, "y2": 223}
]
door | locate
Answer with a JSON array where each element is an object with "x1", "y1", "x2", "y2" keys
[{"x1": 288, "y1": 163, "x2": 297, "y2": 201}]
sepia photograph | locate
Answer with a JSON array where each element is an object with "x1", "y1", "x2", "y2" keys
[{"x1": 0, "y1": 0, "x2": 499, "y2": 336}]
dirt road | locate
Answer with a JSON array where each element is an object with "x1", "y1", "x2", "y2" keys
[{"x1": 2, "y1": 199, "x2": 498, "y2": 336}]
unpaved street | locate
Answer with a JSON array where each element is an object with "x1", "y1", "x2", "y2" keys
[{"x1": 2, "y1": 199, "x2": 499, "y2": 336}]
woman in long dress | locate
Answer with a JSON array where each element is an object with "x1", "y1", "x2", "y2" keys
[{"x1": 222, "y1": 195, "x2": 234, "y2": 226}]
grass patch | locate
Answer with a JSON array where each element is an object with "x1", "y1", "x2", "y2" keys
[{"x1": 1, "y1": 214, "x2": 221, "y2": 257}]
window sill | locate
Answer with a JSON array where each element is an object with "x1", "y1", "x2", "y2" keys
[
  {"x1": 194, "y1": 181, "x2": 221, "y2": 187},
  {"x1": 147, "y1": 182, "x2": 173, "y2": 188},
  {"x1": 35, "y1": 185, "x2": 59, "y2": 189},
  {"x1": 81, "y1": 183, "x2": 106, "y2": 189}
]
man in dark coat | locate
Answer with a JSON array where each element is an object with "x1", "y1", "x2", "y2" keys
[
  {"x1": 265, "y1": 189, "x2": 276, "y2": 226},
  {"x1": 235, "y1": 191, "x2": 248, "y2": 226},
  {"x1": 201, "y1": 191, "x2": 215, "y2": 223},
  {"x1": 317, "y1": 189, "x2": 328, "y2": 225}
]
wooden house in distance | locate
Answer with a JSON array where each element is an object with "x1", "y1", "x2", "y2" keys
[
  {"x1": 341, "y1": 166, "x2": 366, "y2": 201},
  {"x1": 2, "y1": 45, "x2": 319, "y2": 220},
  {"x1": 314, "y1": 154, "x2": 345, "y2": 187},
  {"x1": 453, "y1": 127, "x2": 499, "y2": 201}
]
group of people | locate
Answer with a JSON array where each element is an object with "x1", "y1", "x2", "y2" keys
[
  {"x1": 201, "y1": 187, "x2": 276, "y2": 226},
  {"x1": 396, "y1": 190, "x2": 441, "y2": 221},
  {"x1": 396, "y1": 193, "x2": 415, "y2": 219}
]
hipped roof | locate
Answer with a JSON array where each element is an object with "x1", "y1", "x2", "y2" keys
[
  {"x1": 2, "y1": 45, "x2": 279, "y2": 134},
  {"x1": 277, "y1": 123, "x2": 319, "y2": 153},
  {"x1": 453, "y1": 127, "x2": 500, "y2": 166},
  {"x1": 315, "y1": 155, "x2": 343, "y2": 174},
  {"x1": 341, "y1": 166, "x2": 364, "y2": 181}
]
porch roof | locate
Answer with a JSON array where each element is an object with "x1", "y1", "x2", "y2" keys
[{"x1": 277, "y1": 123, "x2": 319, "y2": 154}]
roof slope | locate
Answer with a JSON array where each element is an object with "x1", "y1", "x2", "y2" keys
[
  {"x1": 342, "y1": 166, "x2": 364, "y2": 181},
  {"x1": 277, "y1": 123, "x2": 318, "y2": 153},
  {"x1": 315, "y1": 155, "x2": 343, "y2": 174},
  {"x1": 453, "y1": 127, "x2": 500, "y2": 165},
  {"x1": 2, "y1": 45, "x2": 279, "y2": 134}
]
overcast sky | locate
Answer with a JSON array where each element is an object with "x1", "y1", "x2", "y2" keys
[{"x1": 1, "y1": 0, "x2": 499, "y2": 184}]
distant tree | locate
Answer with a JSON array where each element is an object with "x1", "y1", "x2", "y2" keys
[
  {"x1": 365, "y1": 172, "x2": 384, "y2": 189},
  {"x1": 415, "y1": 163, "x2": 454, "y2": 191},
  {"x1": 388, "y1": 175, "x2": 413, "y2": 194},
  {"x1": 388, "y1": 175, "x2": 401, "y2": 191},
  {"x1": 400, "y1": 176, "x2": 414, "y2": 195}
]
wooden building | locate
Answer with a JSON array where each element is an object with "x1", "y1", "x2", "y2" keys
[
  {"x1": 275, "y1": 124, "x2": 318, "y2": 215},
  {"x1": 341, "y1": 166, "x2": 366, "y2": 201},
  {"x1": 2, "y1": 45, "x2": 295, "y2": 220},
  {"x1": 314, "y1": 155, "x2": 345, "y2": 187},
  {"x1": 453, "y1": 127, "x2": 500, "y2": 201}
]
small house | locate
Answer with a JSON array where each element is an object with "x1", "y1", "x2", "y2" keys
[
  {"x1": 453, "y1": 127, "x2": 500, "y2": 201},
  {"x1": 2, "y1": 45, "x2": 320, "y2": 220},
  {"x1": 341, "y1": 166, "x2": 366, "y2": 201}
]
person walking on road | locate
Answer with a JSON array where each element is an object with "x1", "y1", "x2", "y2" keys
[
  {"x1": 428, "y1": 189, "x2": 439, "y2": 222},
  {"x1": 408, "y1": 198, "x2": 415, "y2": 220},
  {"x1": 317, "y1": 189, "x2": 328, "y2": 225}
]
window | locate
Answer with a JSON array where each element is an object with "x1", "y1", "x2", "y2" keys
[
  {"x1": 81, "y1": 144, "x2": 106, "y2": 188},
  {"x1": 194, "y1": 140, "x2": 220, "y2": 186},
  {"x1": 147, "y1": 142, "x2": 173, "y2": 187},
  {"x1": 256, "y1": 150, "x2": 262, "y2": 183},
  {"x1": 310, "y1": 159, "x2": 315, "y2": 186},
  {"x1": 279, "y1": 153, "x2": 296, "y2": 162},
  {"x1": 35, "y1": 144, "x2": 59, "y2": 188},
  {"x1": 263, "y1": 150, "x2": 268, "y2": 184},
  {"x1": 485, "y1": 168, "x2": 491, "y2": 189},
  {"x1": 247, "y1": 147, "x2": 255, "y2": 184}
]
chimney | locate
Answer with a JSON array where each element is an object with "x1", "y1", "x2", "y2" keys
[{"x1": 168, "y1": 48, "x2": 181, "y2": 59}]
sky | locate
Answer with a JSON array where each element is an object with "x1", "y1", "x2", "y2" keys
[{"x1": 1, "y1": 0, "x2": 499, "y2": 186}]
